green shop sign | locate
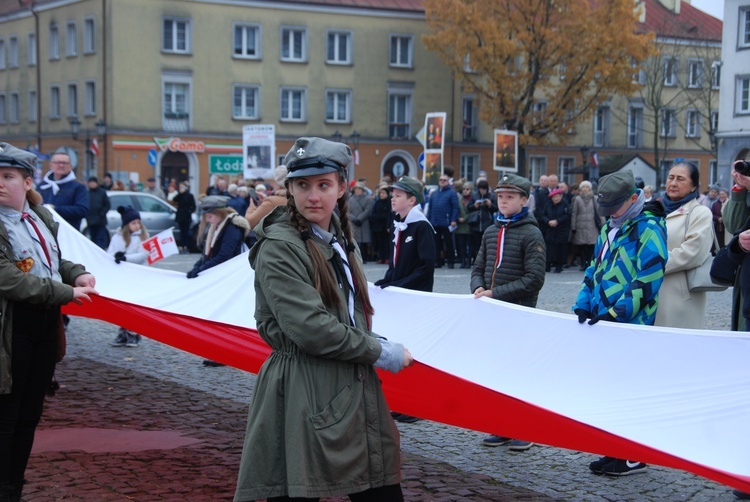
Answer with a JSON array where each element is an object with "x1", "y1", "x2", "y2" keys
[{"x1": 209, "y1": 155, "x2": 243, "y2": 174}]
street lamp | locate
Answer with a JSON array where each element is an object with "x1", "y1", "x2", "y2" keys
[
  {"x1": 69, "y1": 118, "x2": 106, "y2": 180},
  {"x1": 580, "y1": 146, "x2": 590, "y2": 181},
  {"x1": 332, "y1": 130, "x2": 343, "y2": 143}
]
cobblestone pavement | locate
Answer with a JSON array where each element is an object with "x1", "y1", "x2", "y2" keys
[{"x1": 28, "y1": 255, "x2": 738, "y2": 501}]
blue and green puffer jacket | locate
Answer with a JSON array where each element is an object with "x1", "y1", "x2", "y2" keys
[{"x1": 574, "y1": 201, "x2": 668, "y2": 325}]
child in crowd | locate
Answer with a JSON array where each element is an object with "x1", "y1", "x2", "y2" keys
[
  {"x1": 234, "y1": 137, "x2": 412, "y2": 501},
  {"x1": 573, "y1": 169, "x2": 667, "y2": 476},
  {"x1": 375, "y1": 176, "x2": 436, "y2": 424},
  {"x1": 471, "y1": 173, "x2": 546, "y2": 451},
  {"x1": 187, "y1": 195, "x2": 250, "y2": 367},
  {"x1": 108, "y1": 205, "x2": 150, "y2": 347}
]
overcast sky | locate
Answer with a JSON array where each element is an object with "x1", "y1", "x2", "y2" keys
[{"x1": 690, "y1": 0, "x2": 723, "y2": 20}]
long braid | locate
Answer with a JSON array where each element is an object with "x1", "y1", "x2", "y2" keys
[
  {"x1": 337, "y1": 195, "x2": 375, "y2": 318},
  {"x1": 286, "y1": 192, "x2": 342, "y2": 309}
]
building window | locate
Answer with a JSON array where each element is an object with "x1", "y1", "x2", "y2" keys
[
  {"x1": 8, "y1": 36, "x2": 18, "y2": 68},
  {"x1": 685, "y1": 109, "x2": 700, "y2": 137},
  {"x1": 661, "y1": 108, "x2": 676, "y2": 137},
  {"x1": 27, "y1": 33, "x2": 36, "y2": 65},
  {"x1": 738, "y1": 77, "x2": 750, "y2": 114},
  {"x1": 280, "y1": 87, "x2": 307, "y2": 121},
  {"x1": 532, "y1": 101, "x2": 547, "y2": 127},
  {"x1": 739, "y1": 7, "x2": 750, "y2": 48},
  {"x1": 9, "y1": 92, "x2": 19, "y2": 123},
  {"x1": 232, "y1": 84, "x2": 259, "y2": 119},
  {"x1": 234, "y1": 24, "x2": 260, "y2": 59},
  {"x1": 709, "y1": 160, "x2": 718, "y2": 184},
  {"x1": 387, "y1": 84, "x2": 413, "y2": 139},
  {"x1": 627, "y1": 105, "x2": 643, "y2": 148},
  {"x1": 66, "y1": 21, "x2": 77, "y2": 57},
  {"x1": 66, "y1": 83, "x2": 77, "y2": 117},
  {"x1": 462, "y1": 96, "x2": 477, "y2": 141},
  {"x1": 594, "y1": 106, "x2": 610, "y2": 147},
  {"x1": 163, "y1": 18, "x2": 191, "y2": 54},
  {"x1": 280, "y1": 27, "x2": 306, "y2": 62},
  {"x1": 326, "y1": 30, "x2": 351, "y2": 65},
  {"x1": 0, "y1": 94, "x2": 5, "y2": 123},
  {"x1": 558, "y1": 157, "x2": 576, "y2": 184},
  {"x1": 688, "y1": 59, "x2": 703, "y2": 88},
  {"x1": 711, "y1": 110, "x2": 719, "y2": 132},
  {"x1": 559, "y1": 61, "x2": 567, "y2": 80},
  {"x1": 49, "y1": 24, "x2": 59, "y2": 60},
  {"x1": 28, "y1": 89, "x2": 37, "y2": 122},
  {"x1": 528, "y1": 156, "x2": 547, "y2": 182},
  {"x1": 84, "y1": 17, "x2": 95, "y2": 54},
  {"x1": 85, "y1": 80, "x2": 96, "y2": 115},
  {"x1": 631, "y1": 59, "x2": 645, "y2": 84},
  {"x1": 663, "y1": 57, "x2": 677, "y2": 86},
  {"x1": 0, "y1": 40, "x2": 5, "y2": 70},
  {"x1": 50, "y1": 85, "x2": 60, "y2": 119},
  {"x1": 460, "y1": 154, "x2": 480, "y2": 181},
  {"x1": 162, "y1": 75, "x2": 191, "y2": 132},
  {"x1": 325, "y1": 89, "x2": 351, "y2": 123},
  {"x1": 711, "y1": 61, "x2": 721, "y2": 89},
  {"x1": 389, "y1": 34, "x2": 413, "y2": 68}
]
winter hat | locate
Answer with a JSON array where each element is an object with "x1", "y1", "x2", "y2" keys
[
  {"x1": 283, "y1": 137, "x2": 352, "y2": 179},
  {"x1": 255, "y1": 183, "x2": 267, "y2": 192},
  {"x1": 390, "y1": 176, "x2": 425, "y2": 205},
  {"x1": 200, "y1": 195, "x2": 230, "y2": 213},
  {"x1": 495, "y1": 173, "x2": 531, "y2": 198},
  {"x1": 597, "y1": 170, "x2": 636, "y2": 217},
  {"x1": 118, "y1": 205, "x2": 140, "y2": 226},
  {"x1": 0, "y1": 142, "x2": 37, "y2": 177},
  {"x1": 548, "y1": 188, "x2": 564, "y2": 198}
]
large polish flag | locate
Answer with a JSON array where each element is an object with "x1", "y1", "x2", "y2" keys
[{"x1": 52, "y1": 210, "x2": 750, "y2": 493}]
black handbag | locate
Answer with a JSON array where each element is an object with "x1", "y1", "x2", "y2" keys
[{"x1": 710, "y1": 245, "x2": 740, "y2": 287}]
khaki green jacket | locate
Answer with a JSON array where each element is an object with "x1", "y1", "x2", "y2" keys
[
  {"x1": 0, "y1": 204, "x2": 89, "y2": 394},
  {"x1": 235, "y1": 207, "x2": 400, "y2": 500}
]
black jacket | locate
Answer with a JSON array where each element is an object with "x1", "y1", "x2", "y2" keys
[
  {"x1": 369, "y1": 197, "x2": 392, "y2": 233},
  {"x1": 539, "y1": 200, "x2": 571, "y2": 245},
  {"x1": 174, "y1": 191, "x2": 196, "y2": 225},
  {"x1": 86, "y1": 186, "x2": 111, "y2": 227},
  {"x1": 375, "y1": 219, "x2": 435, "y2": 292}
]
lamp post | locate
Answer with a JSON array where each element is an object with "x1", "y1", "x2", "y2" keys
[{"x1": 69, "y1": 118, "x2": 106, "y2": 180}]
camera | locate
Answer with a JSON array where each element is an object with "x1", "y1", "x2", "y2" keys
[{"x1": 735, "y1": 160, "x2": 750, "y2": 176}]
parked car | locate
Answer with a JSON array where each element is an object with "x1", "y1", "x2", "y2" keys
[{"x1": 83, "y1": 191, "x2": 200, "y2": 250}]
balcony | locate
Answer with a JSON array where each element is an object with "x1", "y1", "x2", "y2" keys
[{"x1": 163, "y1": 112, "x2": 189, "y2": 132}]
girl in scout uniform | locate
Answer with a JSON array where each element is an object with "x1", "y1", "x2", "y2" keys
[
  {"x1": 234, "y1": 137, "x2": 413, "y2": 502},
  {"x1": 0, "y1": 142, "x2": 97, "y2": 502}
]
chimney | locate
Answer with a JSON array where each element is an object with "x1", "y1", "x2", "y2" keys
[
  {"x1": 634, "y1": 0, "x2": 646, "y2": 23},
  {"x1": 655, "y1": 0, "x2": 681, "y2": 14}
]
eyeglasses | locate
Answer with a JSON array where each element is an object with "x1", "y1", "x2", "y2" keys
[{"x1": 439, "y1": 178, "x2": 449, "y2": 183}]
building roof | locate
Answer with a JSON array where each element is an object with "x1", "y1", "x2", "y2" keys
[{"x1": 638, "y1": 0, "x2": 722, "y2": 42}]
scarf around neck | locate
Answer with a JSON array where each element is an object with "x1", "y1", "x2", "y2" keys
[
  {"x1": 609, "y1": 190, "x2": 645, "y2": 229},
  {"x1": 39, "y1": 170, "x2": 77, "y2": 196},
  {"x1": 496, "y1": 207, "x2": 528, "y2": 225},
  {"x1": 662, "y1": 190, "x2": 698, "y2": 214}
]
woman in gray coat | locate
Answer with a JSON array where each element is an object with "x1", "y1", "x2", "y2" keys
[
  {"x1": 570, "y1": 181, "x2": 603, "y2": 270},
  {"x1": 234, "y1": 138, "x2": 413, "y2": 501},
  {"x1": 348, "y1": 182, "x2": 373, "y2": 262}
]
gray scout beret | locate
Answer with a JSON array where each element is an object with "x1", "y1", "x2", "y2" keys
[
  {"x1": 200, "y1": 195, "x2": 230, "y2": 213},
  {"x1": 0, "y1": 142, "x2": 37, "y2": 177},
  {"x1": 283, "y1": 137, "x2": 352, "y2": 179},
  {"x1": 390, "y1": 176, "x2": 425, "y2": 205},
  {"x1": 495, "y1": 173, "x2": 531, "y2": 198},
  {"x1": 597, "y1": 170, "x2": 636, "y2": 217}
]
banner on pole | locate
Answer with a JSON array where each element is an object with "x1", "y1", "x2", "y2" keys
[
  {"x1": 423, "y1": 112, "x2": 447, "y2": 184},
  {"x1": 242, "y1": 125, "x2": 276, "y2": 180},
  {"x1": 493, "y1": 130, "x2": 518, "y2": 172}
]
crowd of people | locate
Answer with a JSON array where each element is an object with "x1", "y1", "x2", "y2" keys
[{"x1": 2, "y1": 138, "x2": 749, "y2": 500}]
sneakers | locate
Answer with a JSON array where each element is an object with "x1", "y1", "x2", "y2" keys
[
  {"x1": 125, "y1": 333, "x2": 140, "y2": 348},
  {"x1": 507, "y1": 440, "x2": 534, "y2": 451},
  {"x1": 482, "y1": 435, "x2": 512, "y2": 447},
  {"x1": 111, "y1": 329, "x2": 128, "y2": 347},
  {"x1": 600, "y1": 459, "x2": 647, "y2": 476},
  {"x1": 589, "y1": 456, "x2": 617, "y2": 475},
  {"x1": 733, "y1": 489, "x2": 750, "y2": 499},
  {"x1": 202, "y1": 360, "x2": 226, "y2": 367},
  {"x1": 395, "y1": 414, "x2": 421, "y2": 423}
]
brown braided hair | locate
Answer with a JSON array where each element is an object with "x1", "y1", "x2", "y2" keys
[{"x1": 286, "y1": 174, "x2": 374, "y2": 319}]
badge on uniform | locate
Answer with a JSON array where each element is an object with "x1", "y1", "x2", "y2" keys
[{"x1": 16, "y1": 256, "x2": 34, "y2": 272}]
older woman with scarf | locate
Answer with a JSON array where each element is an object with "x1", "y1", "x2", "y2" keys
[{"x1": 654, "y1": 162, "x2": 713, "y2": 329}]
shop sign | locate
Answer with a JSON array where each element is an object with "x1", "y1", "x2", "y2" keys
[
  {"x1": 154, "y1": 136, "x2": 206, "y2": 153},
  {"x1": 209, "y1": 155, "x2": 243, "y2": 174}
]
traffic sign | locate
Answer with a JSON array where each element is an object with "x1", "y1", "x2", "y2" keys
[
  {"x1": 418, "y1": 152, "x2": 425, "y2": 170},
  {"x1": 147, "y1": 149, "x2": 158, "y2": 167}
]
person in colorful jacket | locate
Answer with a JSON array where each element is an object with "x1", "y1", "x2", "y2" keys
[
  {"x1": 573, "y1": 169, "x2": 668, "y2": 477},
  {"x1": 0, "y1": 143, "x2": 97, "y2": 502},
  {"x1": 234, "y1": 137, "x2": 413, "y2": 501}
]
